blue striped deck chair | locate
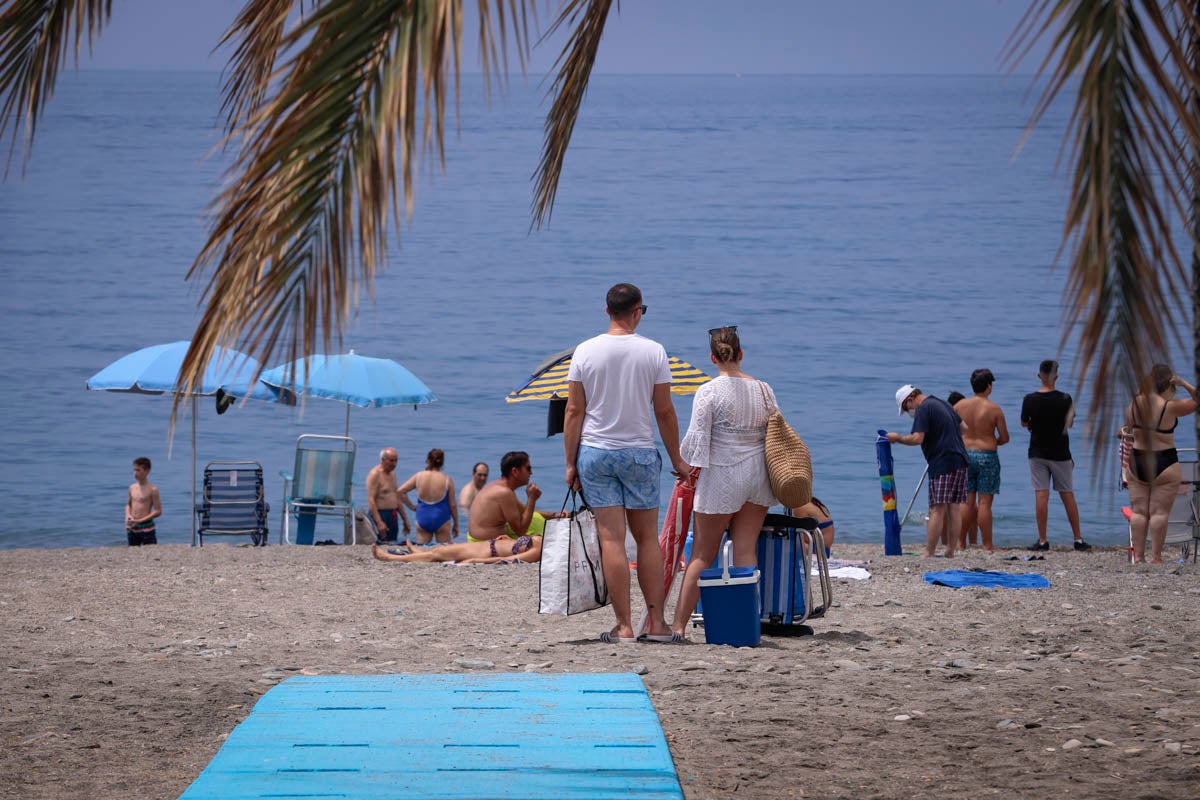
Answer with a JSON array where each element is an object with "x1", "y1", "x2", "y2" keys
[
  {"x1": 279, "y1": 434, "x2": 356, "y2": 545},
  {"x1": 195, "y1": 461, "x2": 269, "y2": 547}
]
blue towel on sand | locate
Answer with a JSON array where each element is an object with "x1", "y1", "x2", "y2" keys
[{"x1": 923, "y1": 569, "x2": 1050, "y2": 589}]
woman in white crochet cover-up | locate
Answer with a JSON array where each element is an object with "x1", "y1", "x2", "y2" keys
[{"x1": 671, "y1": 325, "x2": 780, "y2": 638}]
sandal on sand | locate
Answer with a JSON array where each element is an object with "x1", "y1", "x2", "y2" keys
[
  {"x1": 639, "y1": 632, "x2": 686, "y2": 644},
  {"x1": 599, "y1": 631, "x2": 638, "y2": 644}
]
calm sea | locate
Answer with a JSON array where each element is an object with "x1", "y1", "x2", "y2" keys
[{"x1": 0, "y1": 71, "x2": 1191, "y2": 550}]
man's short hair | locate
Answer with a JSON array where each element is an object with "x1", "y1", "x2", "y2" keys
[
  {"x1": 473, "y1": 462, "x2": 488, "y2": 474},
  {"x1": 133, "y1": 456, "x2": 151, "y2": 471},
  {"x1": 1038, "y1": 360, "x2": 1058, "y2": 378},
  {"x1": 970, "y1": 369, "x2": 995, "y2": 394},
  {"x1": 605, "y1": 283, "x2": 642, "y2": 317},
  {"x1": 500, "y1": 451, "x2": 530, "y2": 477},
  {"x1": 947, "y1": 391, "x2": 965, "y2": 406},
  {"x1": 380, "y1": 448, "x2": 397, "y2": 461}
]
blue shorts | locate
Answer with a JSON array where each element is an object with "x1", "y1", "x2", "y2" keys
[
  {"x1": 577, "y1": 445, "x2": 661, "y2": 510},
  {"x1": 966, "y1": 450, "x2": 1001, "y2": 495}
]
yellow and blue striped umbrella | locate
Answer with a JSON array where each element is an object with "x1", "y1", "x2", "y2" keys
[{"x1": 506, "y1": 348, "x2": 711, "y2": 403}]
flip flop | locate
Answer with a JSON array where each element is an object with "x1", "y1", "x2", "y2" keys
[
  {"x1": 599, "y1": 631, "x2": 638, "y2": 644},
  {"x1": 639, "y1": 632, "x2": 686, "y2": 644}
]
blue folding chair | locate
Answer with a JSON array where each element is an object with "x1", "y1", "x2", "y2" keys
[
  {"x1": 195, "y1": 461, "x2": 269, "y2": 547},
  {"x1": 279, "y1": 435, "x2": 356, "y2": 544}
]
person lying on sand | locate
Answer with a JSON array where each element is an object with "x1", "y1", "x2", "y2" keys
[{"x1": 372, "y1": 536, "x2": 543, "y2": 565}]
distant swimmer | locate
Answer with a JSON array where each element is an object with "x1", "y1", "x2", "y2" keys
[
  {"x1": 955, "y1": 369, "x2": 1010, "y2": 552},
  {"x1": 125, "y1": 456, "x2": 162, "y2": 546},
  {"x1": 458, "y1": 461, "x2": 489, "y2": 515},
  {"x1": 887, "y1": 384, "x2": 969, "y2": 559}
]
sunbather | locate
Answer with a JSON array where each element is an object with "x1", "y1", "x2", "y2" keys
[{"x1": 371, "y1": 536, "x2": 543, "y2": 565}]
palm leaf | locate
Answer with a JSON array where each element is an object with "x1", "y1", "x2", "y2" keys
[
  {"x1": 0, "y1": 0, "x2": 113, "y2": 171},
  {"x1": 532, "y1": 0, "x2": 613, "y2": 228},
  {"x1": 1006, "y1": 0, "x2": 1200, "y2": 479},
  {"x1": 178, "y1": 0, "x2": 538, "y2": 406}
]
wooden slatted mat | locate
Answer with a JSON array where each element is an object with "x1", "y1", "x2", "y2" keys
[{"x1": 179, "y1": 673, "x2": 684, "y2": 799}]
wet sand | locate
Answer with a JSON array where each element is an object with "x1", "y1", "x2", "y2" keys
[{"x1": 0, "y1": 542, "x2": 1196, "y2": 799}]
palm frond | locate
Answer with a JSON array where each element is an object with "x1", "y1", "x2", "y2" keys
[
  {"x1": 177, "y1": 0, "x2": 535, "y2": 408},
  {"x1": 0, "y1": 0, "x2": 113, "y2": 172},
  {"x1": 1005, "y1": 0, "x2": 1200, "y2": 480},
  {"x1": 532, "y1": 0, "x2": 612, "y2": 228},
  {"x1": 217, "y1": 0, "x2": 301, "y2": 136}
]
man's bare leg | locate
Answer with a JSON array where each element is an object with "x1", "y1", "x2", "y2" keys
[
  {"x1": 627, "y1": 507, "x2": 670, "y2": 637},
  {"x1": 1060, "y1": 491, "x2": 1083, "y2": 542},
  {"x1": 978, "y1": 494, "x2": 995, "y2": 551},
  {"x1": 925, "y1": 504, "x2": 946, "y2": 558},
  {"x1": 962, "y1": 494, "x2": 978, "y2": 549},
  {"x1": 593, "y1": 505, "x2": 635, "y2": 639},
  {"x1": 1034, "y1": 490, "x2": 1050, "y2": 544},
  {"x1": 944, "y1": 502, "x2": 960, "y2": 558}
]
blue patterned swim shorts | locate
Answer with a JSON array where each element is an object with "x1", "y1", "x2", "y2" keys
[{"x1": 966, "y1": 449, "x2": 1001, "y2": 495}]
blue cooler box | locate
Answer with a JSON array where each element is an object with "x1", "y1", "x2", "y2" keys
[{"x1": 698, "y1": 541, "x2": 761, "y2": 647}]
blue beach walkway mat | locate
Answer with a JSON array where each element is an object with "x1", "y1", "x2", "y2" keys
[
  {"x1": 179, "y1": 673, "x2": 683, "y2": 799},
  {"x1": 923, "y1": 569, "x2": 1051, "y2": 589}
]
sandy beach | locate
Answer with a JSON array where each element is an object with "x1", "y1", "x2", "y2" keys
[{"x1": 0, "y1": 541, "x2": 1196, "y2": 799}]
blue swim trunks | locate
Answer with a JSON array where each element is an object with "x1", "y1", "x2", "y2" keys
[
  {"x1": 966, "y1": 450, "x2": 1001, "y2": 495},
  {"x1": 577, "y1": 445, "x2": 661, "y2": 510}
]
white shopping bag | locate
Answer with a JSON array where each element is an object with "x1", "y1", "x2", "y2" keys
[{"x1": 538, "y1": 495, "x2": 609, "y2": 616}]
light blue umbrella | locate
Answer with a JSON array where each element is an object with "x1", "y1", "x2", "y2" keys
[
  {"x1": 87, "y1": 341, "x2": 289, "y2": 545},
  {"x1": 261, "y1": 350, "x2": 436, "y2": 437}
]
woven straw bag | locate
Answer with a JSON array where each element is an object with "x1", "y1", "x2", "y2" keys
[{"x1": 759, "y1": 382, "x2": 812, "y2": 508}]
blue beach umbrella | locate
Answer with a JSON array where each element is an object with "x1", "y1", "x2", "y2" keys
[
  {"x1": 86, "y1": 341, "x2": 289, "y2": 545},
  {"x1": 260, "y1": 350, "x2": 437, "y2": 437}
]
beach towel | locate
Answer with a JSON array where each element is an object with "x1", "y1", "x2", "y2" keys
[
  {"x1": 923, "y1": 569, "x2": 1050, "y2": 589},
  {"x1": 819, "y1": 565, "x2": 872, "y2": 580}
]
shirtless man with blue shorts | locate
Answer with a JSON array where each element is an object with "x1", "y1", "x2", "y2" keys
[{"x1": 955, "y1": 369, "x2": 1010, "y2": 551}]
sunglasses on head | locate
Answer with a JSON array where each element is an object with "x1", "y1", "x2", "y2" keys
[{"x1": 708, "y1": 325, "x2": 738, "y2": 335}]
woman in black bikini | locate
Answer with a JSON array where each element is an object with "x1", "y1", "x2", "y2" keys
[{"x1": 1124, "y1": 365, "x2": 1198, "y2": 563}]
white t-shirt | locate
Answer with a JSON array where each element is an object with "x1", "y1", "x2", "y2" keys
[{"x1": 568, "y1": 333, "x2": 671, "y2": 450}]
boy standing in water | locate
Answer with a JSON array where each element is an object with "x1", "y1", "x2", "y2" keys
[{"x1": 125, "y1": 457, "x2": 162, "y2": 546}]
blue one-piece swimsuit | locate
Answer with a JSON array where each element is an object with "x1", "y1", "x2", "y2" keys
[{"x1": 416, "y1": 489, "x2": 453, "y2": 532}]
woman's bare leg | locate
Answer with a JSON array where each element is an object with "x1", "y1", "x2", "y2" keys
[
  {"x1": 1147, "y1": 463, "x2": 1182, "y2": 563},
  {"x1": 671, "y1": 511, "x2": 732, "y2": 636},
  {"x1": 434, "y1": 520, "x2": 453, "y2": 544},
  {"x1": 1127, "y1": 478, "x2": 1151, "y2": 563},
  {"x1": 729, "y1": 502, "x2": 769, "y2": 568}
]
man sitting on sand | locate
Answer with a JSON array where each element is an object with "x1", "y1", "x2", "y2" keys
[
  {"x1": 373, "y1": 536, "x2": 544, "y2": 564},
  {"x1": 465, "y1": 451, "x2": 565, "y2": 542}
]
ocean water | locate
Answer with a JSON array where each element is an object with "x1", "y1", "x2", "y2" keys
[{"x1": 0, "y1": 71, "x2": 1192, "y2": 550}]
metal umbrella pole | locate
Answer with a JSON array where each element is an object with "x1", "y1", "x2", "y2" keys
[
  {"x1": 192, "y1": 395, "x2": 198, "y2": 547},
  {"x1": 900, "y1": 465, "x2": 930, "y2": 528}
]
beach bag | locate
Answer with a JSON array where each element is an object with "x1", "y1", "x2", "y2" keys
[
  {"x1": 538, "y1": 492, "x2": 609, "y2": 616},
  {"x1": 759, "y1": 382, "x2": 813, "y2": 508}
]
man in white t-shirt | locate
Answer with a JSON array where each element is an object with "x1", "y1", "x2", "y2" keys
[{"x1": 564, "y1": 283, "x2": 691, "y2": 643}]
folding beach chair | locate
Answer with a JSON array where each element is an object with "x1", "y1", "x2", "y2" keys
[
  {"x1": 1121, "y1": 448, "x2": 1199, "y2": 562},
  {"x1": 279, "y1": 434, "x2": 357, "y2": 545},
  {"x1": 195, "y1": 461, "x2": 269, "y2": 547}
]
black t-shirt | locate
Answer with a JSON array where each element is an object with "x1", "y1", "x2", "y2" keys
[
  {"x1": 1021, "y1": 390, "x2": 1073, "y2": 461},
  {"x1": 911, "y1": 396, "x2": 968, "y2": 476}
]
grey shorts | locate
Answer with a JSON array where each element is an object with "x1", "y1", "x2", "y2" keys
[{"x1": 1029, "y1": 458, "x2": 1074, "y2": 492}]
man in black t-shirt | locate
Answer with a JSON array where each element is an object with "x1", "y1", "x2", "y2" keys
[
  {"x1": 1020, "y1": 360, "x2": 1089, "y2": 551},
  {"x1": 887, "y1": 384, "x2": 969, "y2": 558}
]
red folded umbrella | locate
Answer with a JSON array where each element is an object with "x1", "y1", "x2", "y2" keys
[{"x1": 636, "y1": 470, "x2": 698, "y2": 637}]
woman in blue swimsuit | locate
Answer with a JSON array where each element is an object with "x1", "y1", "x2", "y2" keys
[{"x1": 398, "y1": 449, "x2": 459, "y2": 544}]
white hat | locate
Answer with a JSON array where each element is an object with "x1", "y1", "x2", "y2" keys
[{"x1": 895, "y1": 384, "x2": 917, "y2": 416}]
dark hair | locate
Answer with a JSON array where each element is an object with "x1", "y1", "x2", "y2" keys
[
  {"x1": 500, "y1": 451, "x2": 530, "y2": 477},
  {"x1": 605, "y1": 283, "x2": 642, "y2": 317},
  {"x1": 1038, "y1": 360, "x2": 1058, "y2": 378},
  {"x1": 472, "y1": 461, "x2": 488, "y2": 474},
  {"x1": 809, "y1": 496, "x2": 830, "y2": 517},
  {"x1": 1143, "y1": 364, "x2": 1173, "y2": 395},
  {"x1": 709, "y1": 326, "x2": 741, "y2": 364},
  {"x1": 969, "y1": 369, "x2": 994, "y2": 394},
  {"x1": 947, "y1": 391, "x2": 965, "y2": 406},
  {"x1": 426, "y1": 449, "x2": 444, "y2": 470},
  {"x1": 133, "y1": 457, "x2": 151, "y2": 471}
]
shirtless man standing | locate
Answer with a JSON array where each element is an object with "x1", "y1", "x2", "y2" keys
[
  {"x1": 955, "y1": 369, "x2": 1010, "y2": 551},
  {"x1": 366, "y1": 448, "x2": 411, "y2": 544},
  {"x1": 466, "y1": 451, "x2": 565, "y2": 542}
]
